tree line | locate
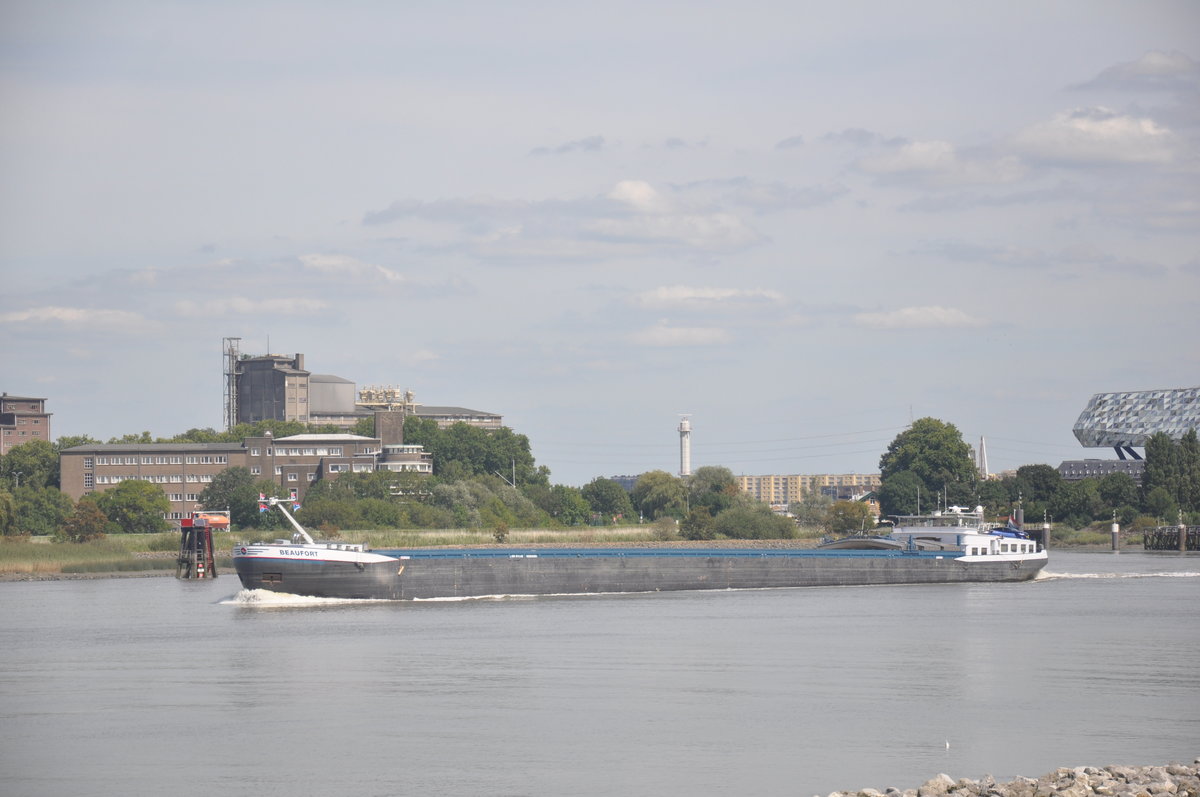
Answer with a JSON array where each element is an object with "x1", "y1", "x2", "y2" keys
[
  {"x1": 0, "y1": 418, "x2": 793, "y2": 541},
  {"x1": 874, "y1": 418, "x2": 1200, "y2": 530},
  {"x1": 6, "y1": 415, "x2": 1196, "y2": 541}
]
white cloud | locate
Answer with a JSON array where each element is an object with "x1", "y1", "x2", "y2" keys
[
  {"x1": 299, "y1": 253, "x2": 407, "y2": 285},
  {"x1": 1075, "y1": 51, "x2": 1200, "y2": 92},
  {"x1": 857, "y1": 140, "x2": 1026, "y2": 187},
  {"x1": 0, "y1": 306, "x2": 151, "y2": 329},
  {"x1": 632, "y1": 285, "x2": 785, "y2": 309},
  {"x1": 1012, "y1": 107, "x2": 1177, "y2": 165},
  {"x1": 853, "y1": 306, "x2": 986, "y2": 329},
  {"x1": 362, "y1": 180, "x2": 769, "y2": 260},
  {"x1": 174, "y1": 297, "x2": 327, "y2": 317},
  {"x1": 628, "y1": 320, "x2": 731, "y2": 346}
]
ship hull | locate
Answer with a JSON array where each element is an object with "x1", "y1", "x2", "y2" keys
[{"x1": 233, "y1": 547, "x2": 1048, "y2": 601}]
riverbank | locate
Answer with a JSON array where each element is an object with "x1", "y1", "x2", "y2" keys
[{"x1": 820, "y1": 760, "x2": 1199, "y2": 797}]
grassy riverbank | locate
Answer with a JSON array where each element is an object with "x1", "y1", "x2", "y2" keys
[
  {"x1": 0, "y1": 523, "x2": 1125, "y2": 578},
  {"x1": 0, "y1": 526, "x2": 684, "y2": 577}
]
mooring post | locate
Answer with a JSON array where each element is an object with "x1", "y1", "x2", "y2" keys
[
  {"x1": 1181, "y1": 523, "x2": 1188, "y2": 553},
  {"x1": 1111, "y1": 515, "x2": 1120, "y2": 553}
]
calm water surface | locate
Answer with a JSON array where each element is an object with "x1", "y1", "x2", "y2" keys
[{"x1": 1, "y1": 551, "x2": 1197, "y2": 797}]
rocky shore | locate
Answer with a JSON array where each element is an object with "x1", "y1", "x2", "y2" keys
[{"x1": 820, "y1": 760, "x2": 1199, "y2": 797}]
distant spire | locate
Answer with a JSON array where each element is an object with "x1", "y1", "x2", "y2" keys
[{"x1": 979, "y1": 435, "x2": 989, "y2": 479}]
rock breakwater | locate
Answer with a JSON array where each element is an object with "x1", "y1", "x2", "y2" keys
[{"x1": 820, "y1": 760, "x2": 1199, "y2": 797}]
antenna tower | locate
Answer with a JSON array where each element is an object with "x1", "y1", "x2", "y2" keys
[
  {"x1": 978, "y1": 435, "x2": 990, "y2": 479},
  {"x1": 222, "y1": 337, "x2": 242, "y2": 431},
  {"x1": 678, "y1": 415, "x2": 692, "y2": 477}
]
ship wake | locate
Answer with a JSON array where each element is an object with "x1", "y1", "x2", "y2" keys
[{"x1": 220, "y1": 588, "x2": 385, "y2": 607}]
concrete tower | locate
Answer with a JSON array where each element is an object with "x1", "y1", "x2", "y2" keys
[
  {"x1": 678, "y1": 415, "x2": 692, "y2": 477},
  {"x1": 978, "y1": 436, "x2": 990, "y2": 479}
]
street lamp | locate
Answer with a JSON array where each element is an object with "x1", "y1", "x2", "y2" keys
[{"x1": 12, "y1": 471, "x2": 21, "y2": 489}]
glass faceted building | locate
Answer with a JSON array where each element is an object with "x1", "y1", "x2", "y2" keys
[{"x1": 1072, "y1": 386, "x2": 1200, "y2": 449}]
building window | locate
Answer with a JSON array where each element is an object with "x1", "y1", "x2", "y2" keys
[
  {"x1": 186, "y1": 456, "x2": 197, "y2": 465},
  {"x1": 250, "y1": 448, "x2": 260, "y2": 457},
  {"x1": 274, "y1": 466, "x2": 282, "y2": 476},
  {"x1": 287, "y1": 473, "x2": 298, "y2": 482},
  {"x1": 307, "y1": 472, "x2": 316, "y2": 481},
  {"x1": 83, "y1": 457, "x2": 93, "y2": 469},
  {"x1": 170, "y1": 456, "x2": 182, "y2": 465},
  {"x1": 250, "y1": 466, "x2": 261, "y2": 476},
  {"x1": 84, "y1": 474, "x2": 94, "y2": 489}
]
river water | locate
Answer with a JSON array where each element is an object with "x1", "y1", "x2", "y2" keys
[{"x1": 1, "y1": 551, "x2": 1197, "y2": 797}]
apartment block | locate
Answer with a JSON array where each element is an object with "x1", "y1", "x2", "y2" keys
[{"x1": 737, "y1": 473, "x2": 882, "y2": 508}]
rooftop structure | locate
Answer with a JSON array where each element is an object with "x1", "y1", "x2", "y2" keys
[{"x1": 1072, "y1": 386, "x2": 1200, "y2": 458}]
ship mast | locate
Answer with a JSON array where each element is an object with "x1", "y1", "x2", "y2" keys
[{"x1": 269, "y1": 497, "x2": 315, "y2": 544}]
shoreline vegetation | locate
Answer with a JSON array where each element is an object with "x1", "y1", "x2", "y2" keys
[{"x1": 0, "y1": 524, "x2": 1154, "y2": 581}]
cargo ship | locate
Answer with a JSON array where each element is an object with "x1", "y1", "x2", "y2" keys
[{"x1": 232, "y1": 500, "x2": 1048, "y2": 600}]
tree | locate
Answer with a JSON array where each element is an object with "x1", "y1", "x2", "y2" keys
[
  {"x1": 10, "y1": 486, "x2": 74, "y2": 536},
  {"x1": 687, "y1": 466, "x2": 741, "y2": 515},
  {"x1": 95, "y1": 480, "x2": 170, "y2": 533},
  {"x1": 169, "y1": 427, "x2": 224, "y2": 443},
  {"x1": 712, "y1": 503, "x2": 797, "y2": 540},
  {"x1": 790, "y1": 491, "x2": 833, "y2": 528},
  {"x1": 1014, "y1": 464, "x2": 1062, "y2": 503},
  {"x1": 581, "y1": 478, "x2": 634, "y2": 520},
  {"x1": 1097, "y1": 472, "x2": 1138, "y2": 510},
  {"x1": 825, "y1": 500, "x2": 875, "y2": 535},
  {"x1": 879, "y1": 418, "x2": 976, "y2": 508},
  {"x1": 1049, "y1": 480, "x2": 1104, "y2": 528},
  {"x1": 107, "y1": 431, "x2": 154, "y2": 444},
  {"x1": 1142, "y1": 432, "x2": 1182, "y2": 506},
  {"x1": 198, "y1": 467, "x2": 261, "y2": 529},
  {"x1": 0, "y1": 488, "x2": 15, "y2": 535},
  {"x1": 1144, "y1": 486, "x2": 1178, "y2": 523},
  {"x1": 680, "y1": 507, "x2": 717, "y2": 540},
  {"x1": 350, "y1": 416, "x2": 375, "y2": 437},
  {"x1": 58, "y1": 497, "x2": 108, "y2": 543},
  {"x1": 55, "y1": 434, "x2": 101, "y2": 451},
  {"x1": 547, "y1": 484, "x2": 590, "y2": 526},
  {"x1": 1, "y1": 439, "x2": 60, "y2": 489},
  {"x1": 1181, "y1": 429, "x2": 1200, "y2": 511},
  {"x1": 877, "y1": 470, "x2": 924, "y2": 516},
  {"x1": 631, "y1": 470, "x2": 686, "y2": 520},
  {"x1": 404, "y1": 417, "x2": 542, "y2": 486}
]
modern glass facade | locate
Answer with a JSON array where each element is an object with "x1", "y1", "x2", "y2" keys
[{"x1": 1072, "y1": 386, "x2": 1200, "y2": 447}]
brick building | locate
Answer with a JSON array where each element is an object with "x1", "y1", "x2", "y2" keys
[
  {"x1": 1, "y1": 393, "x2": 52, "y2": 456},
  {"x1": 60, "y1": 412, "x2": 431, "y2": 521}
]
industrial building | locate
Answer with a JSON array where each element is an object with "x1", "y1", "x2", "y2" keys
[
  {"x1": 60, "y1": 412, "x2": 431, "y2": 519},
  {"x1": 1, "y1": 393, "x2": 51, "y2": 456},
  {"x1": 222, "y1": 340, "x2": 501, "y2": 432}
]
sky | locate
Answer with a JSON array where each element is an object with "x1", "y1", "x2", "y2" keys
[{"x1": 2, "y1": 1, "x2": 1198, "y2": 486}]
